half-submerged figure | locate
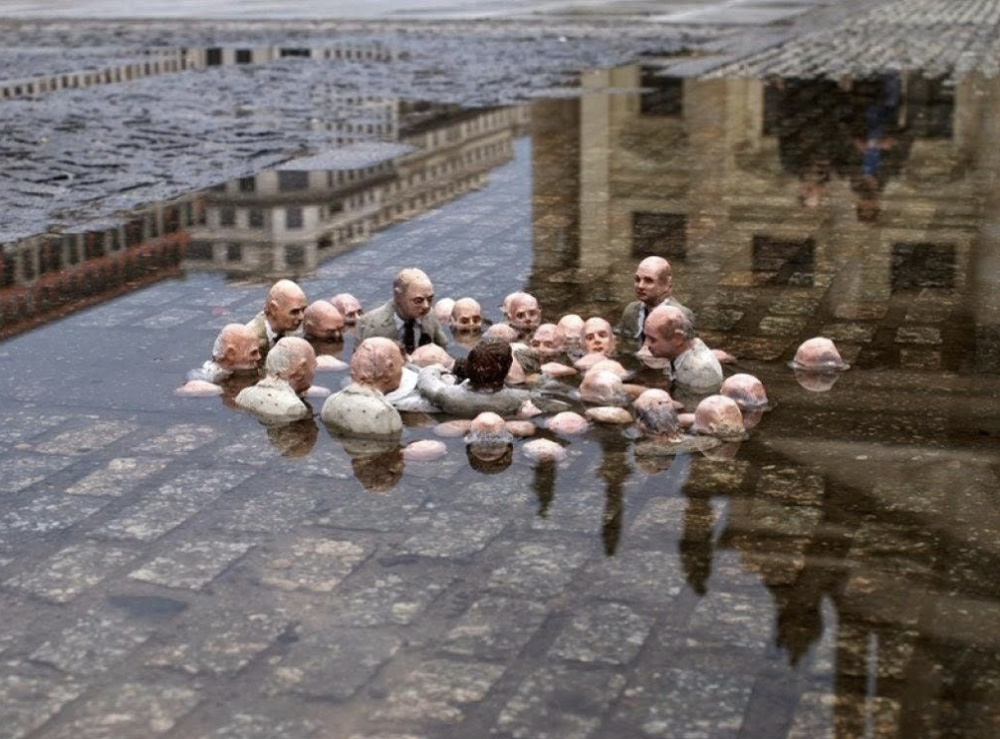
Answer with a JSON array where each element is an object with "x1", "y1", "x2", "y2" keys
[
  {"x1": 178, "y1": 323, "x2": 261, "y2": 396},
  {"x1": 505, "y1": 292, "x2": 542, "y2": 337},
  {"x1": 575, "y1": 317, "x2": 617, "y2": 371},
  {"x1": 247, "y1": 279, "x2": 308, "y2": 361},
  {"x1": 330, "y1": 293, "x2": 364, "y2": 325},
  {"x1": 643, "y1": 305, "x2": 723, "y2": 391},
  {"x1": 620, "y1": 257, "x2": 693, "y2": 341},
  {"x1": 451, "y1": 297, "x2": 484, "y2": 335},
  {"x1": 235, "y1": 337, "x2": 316, "y2": 424},
  {"x1": 303, "y1": 300, "x2": 345, "y2": 342},
  {"x1": 465, "y1": 412, "x2": 514, "y2": 465},
  {"x1": 356, "y1": 268, "x2": 448, "y2": 352},
  {"x1": 721, "y1": 373, "x2": 769, "y2": 429},
  {"x1": 557, "y1": 314, "x2": 585, "y2": 349},
  {"x1": 692, "y1": 395, "x2": 745, "y2": 439},
  {"x1": 417, "y1": 337, "x2": 564, "y2": 417},
  {"x1": 792, "y1": 337, "x2": 848, "y2": 392},
  {"x1": 322, "y1": 337, "x2": 405, "y2": 438}
]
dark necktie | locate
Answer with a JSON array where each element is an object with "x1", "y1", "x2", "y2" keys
[{"x1": 403, "y1": 319, "x2": 416, "y2": 354}]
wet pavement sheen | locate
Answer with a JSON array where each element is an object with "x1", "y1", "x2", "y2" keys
[{"x1": 2, "y1": 58, "x2": 1000, "y2": 739}]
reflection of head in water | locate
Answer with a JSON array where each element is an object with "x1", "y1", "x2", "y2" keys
[
  {"x1": 465, "y1": 337, "x2": 513, "y2": 392},
  {"x1": 794, "y1": 369, "x2": 841, "y2": 393},
  {"x1": 266, "y1": 419, "x2": 318, "y2": 457},
  {"x1": 466, "y1": 443, "x2": 513, "y2": 474},
  {"x1": 466, "y1": 412, "x2": 514, "y2": 447},
  {"x1": 335, "y1": 435, "x2": 404, "y2": 492}
]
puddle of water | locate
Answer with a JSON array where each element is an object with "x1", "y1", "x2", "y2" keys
[{"x1": 1, "y1": 67, "x2": 1000, "y2": 737}]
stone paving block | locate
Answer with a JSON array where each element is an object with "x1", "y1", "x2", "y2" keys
[
  {"x1": 7, "y1": 541, "x2": 137, "y2": 603},
  {"x1": 818, "y1": 322, "x2": 877, "y2": 344},
  {"x1": 733, "y1": 498, "x2": 822, "y2": 538},
  {"x1": 769, "y1": 296, "x2": 821, "y2": 316},
  {"x1": 832, "y1": 302, "x2": 888, "y2": 321},
  {"x1": 486, "y1": 541, "x2": 591, "y2": 597},
  {"x1": 213, "y1": 438, "x2": 283, "y2": 468},
  {"x1": 218, "y1": 489, "x2": 318, "y2": 534},
  {"x1": 33, "y1": 420, "x2": 137, "y2": 455},
  {"x1": 261, "y1": 537, "x2": 369, "y2": 593},
  {"x1": 145, "y1": 608, "x2": 289, "y2": 675},
  {"x1": 312, "y1": 491, "x2": 427, "y2": 532},
  {"x1": 835, "y1": 622, "x2": 918, "y2": 680},
  {"x1": 441, "y1": 594, "x2": 549, "y2": 660},
  {"x1": 496, "y1": 664, "x2": 627, "y2": 739},
  {"x1": 154, "y1": 467, "x2": 256, "y2": 499},
  {"x1": 696, "y1": 307, "x2": 744, "y2": 331},
  {"x1": 0, "y1": 454, "x2": 76, "y2": 494},
  {"x1": 91, "y1": 496, "x2": 202, "y2": 542},
  {"x1": 137, "y1": 307, "x2": 202, "y2": 329},
  {"x1": 0, "y1": 412, "x2": 73, "y2": 444},
  {"x1": 899, "y1": 348, "x2": 941, "y2": 370},
  {"x1": 578, "y1": 549, "x2": 685, "y2": 603},
  {"x1": 128, "y1": 540, "x2": 253, "y2": 590},
  {"x1": 528, "y1": 486, "x2": 606, "y2": 534},
  {"x1": 681, "y1": 591, "x2": 774, "y2": 652},
  {"x1": 0, "y1": 493, "x2": 107, "y2": 534},
  {"x1": 73, "y1": 306, "x2": 144, "y2": 328},
  {"x1": 372, "y1": 658, "x2": 505, "y2": 723},
  {"x1": 682, "y1": 458, "x2": 750, "y2": 496},
  {"x1": 44, "y1": 681, "x2": 200, "y2": 739},
  {"x1": 787, "y1": 692, "x2": 900, "y2": 739},
  {"x1": 65, "y1": 457, "x2": 172, "y2": 497},
  {"x1": 0, "y1": 662, "x2": 83, "y2": 739},
  {"x1": 721, "y1": 335, "x2": 791, "y2": 361},
  {"x1": 755, "y1": 466, "x2": 825, "y2": 506},
  {"x1": 30, "y1": 609, "x2": 154, "y2": 675},
  {"x1": 637, "y1": 668, "x2": 756, "y2": 739},
  {"x1": 628, "y1": 497, "x2": 689, "y2": 541},
  {"x1": 267, "y1": 627, "x2": 401, "y2": 700},
  {"x1": 758, "y1": 315, "x2": 809, "y2": 337},
  {"x1": 549, "y1": 602, "x2": 653, "y2": 665},
  {"x1": 327, "y1": 568, "x2": 454, "y2": 627},
  {"x1": 396, "y1": 511, "x2": 505, "y2": 559},
  {"x1": 206, "y1": 713, "x2": 318, "y2": 739},
  {"x1": 429, "y1": 475, "x2": 532, "y2": 513},
  {"x1": 133, "y1": 423, "x2": 218, "y2": 455},
  {"x1": 895, "y1": 326, "x2": 942, "y2": 345}
]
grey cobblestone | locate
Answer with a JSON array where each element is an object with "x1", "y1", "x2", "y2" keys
[
  {"x1": 30, "y1": 609, "x2": 154, "y2": 675},
  {"x1": 66, "y1": 457, "x2": 172, "y2": 497},
  {"x1": 7, "y1": 541, "x2": 138, "y2": 603},
  {"x1": 441, "y1": 595, "x2": 550, "y2": 660},
  {"x1": 260, "y1": 537, "x2": 369, "y2": 593},
  {"x1": 0, "y1": 662, "x2": 83, "y2": 739},
  {"x1": 128, "y1": 540, "x2": 253, "y2": 590},
  {"x1": 549, "y1": 602, "x2": 654, "y2": 666}
]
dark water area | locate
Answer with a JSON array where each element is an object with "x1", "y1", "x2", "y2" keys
[{"x1": 1, "y1": 67, "x2": 1000, "y2": 738}]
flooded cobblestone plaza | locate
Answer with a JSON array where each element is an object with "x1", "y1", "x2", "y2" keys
[{"x1": 2, "y1": 1, "x2": 1000, "y2": 737}]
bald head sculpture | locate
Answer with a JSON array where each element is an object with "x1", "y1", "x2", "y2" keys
[
  {"x1": 213, "y1": 323, "x2": 261, "y2": 372},
  {"x1": 580, "y1": 370, "x2": 629, "y2": 406},
  {"x1": 634, "y1": 256, "x2": 673, "y2": 308},
  {"x1": 264, "y1": 279, "x2": 307, "y2": 334},
  {"x1": 643, "y1": 305, "x2": 693, "y2": 360},
  {"x1": 274, "y1": 337, "x2": 317, "y2": 395},
  {"x1": 634, "y1": 389, "x2": 681, "y2": 439},
  {"x1": 530, "y1": 323, "x2": 565, "y2": 359},
  {"x1": 557, "y1": 314, "x2": 585, "y2": 346},
  {"x1": 451, "y1": 298, "x2": 483, "y2": 333},
  {"x1": 582, "y1": 317, "x2": 615, "y2": 357},
  {"x1": 692, "y1": 395, "x2": 745, "y2": 439},
  {"x1": 303, "y1": 300, "x2": 344, "y2": 342},
  {"x1": 393, "y1": 268, "x2": 434, "y2": 321},
  {"x1": 466, "y1": 412, "x2": 514, "y2": 454},
  {"x1": 507, "y1": 292, "x2": 541, "y2": 333},
  {"x1": 793, "y1": 337, "x2": 846, "y2": 372},
  {"x1": 409, "y1": 343, "x2": 455, "y2": 371},
  {"x1": 330, "y1": 293, "x2": 363, "y2": 325},
  {"x1": 485, "y1": 323, "x2": 518, "y2": 343},
  {"x1": 434, "y1": 298, "x2": 456, "y2": 324},
  {"x1": 721, "y1": 373, "x2": 768, "y2": 409},
  {"x1": 351, "y1": 337, "x2": 404, "y2": 394}
]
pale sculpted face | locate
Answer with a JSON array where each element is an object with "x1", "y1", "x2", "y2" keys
[
  {"x1": 634, "y1": 257, "x2": 672, "y2": 307},
  {"x1": 557, "y1": 314, "x2": 584, "y2": 344},
  {"x1": 303, "y1": 301, "x2": 344, "y2": 342},
  {"x1": 351, "y1": 337, "x2": 404, "y2": 394},
  {"x1": 451, "y1": 298, "x2": 483, "y2": 333},
  {"x1": 582, "y1": 318, "x2": 615, "y2": 356},
  {"x1": 530, "y1": 324, "x2": 565, "y2": 358},
  {"x1": 330, "y1": 294, "x2": 363, "y2": 325},
  {"x1": 266, "y1": 281, "x2": 308, "y2": 333},
  {"x1": 508, "y1": 294, "x2": 541, "y2": 332},
  {"x1": 395, "y1": 277, "x2": 434, "y2": 321},
  {"x1": 217, "y1": 324, "x2": 261, "y2": 371},
  {"x1": 434, "y1": 299, "x2": 456, "y2": 324},
  {"x1": 642, "y1": 306, "x2": 685, "y2": 360}
]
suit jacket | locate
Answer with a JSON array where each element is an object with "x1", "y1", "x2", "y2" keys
[
  {"x1": 355, "y1": 300, "x2": 448, "y2": 349},
  {"x1": 619, "y1": 297, "x2": 695, "y2": 338}
]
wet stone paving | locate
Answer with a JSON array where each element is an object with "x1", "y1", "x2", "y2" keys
[{"x1": 3, "y1": 1, "x2": 1000, "y2": 738}]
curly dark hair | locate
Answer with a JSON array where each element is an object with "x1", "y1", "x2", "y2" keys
[{"x1": 464, "y1": 336, "x2": 513, "y2": 392}]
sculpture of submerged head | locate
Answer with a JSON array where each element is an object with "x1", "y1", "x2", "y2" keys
[
  {"x1": 530, "y1": 323, "x2": 565, "y2": 359},
  {"x1": 643, "y1": 305, "x2": 692, "y2": 360},
  {"x1": 588, "y1": 359, "x2": 628, "y2": 379},
  {"x1": 434, "y1": 298, "x2": 456, "y2": 324},
  {"x1": 330, "y1": 293, "x2": 363, "y2": 325},
  {"x1": 720, "y1": 373, "x2": 768, "y2": 409},
  {"x1": 465, "y1": 337, "x2": 514, "y2": 392},
  {"x1": 634, "y1": 389, "x2": 681, "y2": 439},
  {"x1": 580, "y1": 370, "x2": 629, "y2": 406},
  {"x1": 692, "y1": 395, "x2": 745, "y2": 439},
  {"x1": 466, "y1": 412, "x2": 514, "y2": 457},
  {"x1": 507, "y1": 293, "x2": 541, "y2": 333},
  {"x1": 267, "y1": 337, "x2": 316, "y2": 395},
  {"x1": 451, "y1": 297, "x2": 483, "y2": 333},
  {"x1": 409, "y1": 343, "x2": 455, "y2": 370},
  {"x1": 393, "y1": 268, "x2": 435, "y2": 321},
  {"x1": 582, "y1": 317, "x2": 615, "y2": 356},
  {"x1": 484, "y1": 323, "x2": 518, "y2": 343},
  {"x1": 303, "y1": 300, "x2": 344, "y2": 342},
  {"x1": 557, "y1": 314, "x2": 585, "y2": 345},
  {"x1": 213, "y1": 323, "x2": 261, "y2": 371},
  {"x1": 793, "y1": 337, "x2": 846, "y2": 372},
  {"x1": 350, "y1": 337, "x2": 404, "y2": 394},
  {"x1": 264, "y1": 279, "x2": 307, "y2": 333},
  {"x1": 634, "y1": 256, "x2": 673, "y2": 308},
  {"x1": 351, "y1": 447, "x2": 404, "y2": 492}
]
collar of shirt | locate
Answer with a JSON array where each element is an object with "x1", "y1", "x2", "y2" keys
[{"x1": 265, "y1": 319, "x2": 280, "y2": 346}]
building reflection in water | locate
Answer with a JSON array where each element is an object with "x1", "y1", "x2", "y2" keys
[{"x1": 527, "y1": 66, "x2": 1000, "y2": 736}]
